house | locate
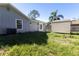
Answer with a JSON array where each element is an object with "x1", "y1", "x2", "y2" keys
[
  {"x1": 71, "y1": 20, "x2": 79, "y2": 32},
  {"x1": 0, "y1": 4, "x2": 46, "y2": 34},
  {"x1": 51, "y1": 20, "x2": 79, "y2": 33},
  {"x1": 45, "y1": 22, "x2": 51, "y2": 32},
  {"x1": 29, "y1": 19, "x2": 46, "y2": 32}
]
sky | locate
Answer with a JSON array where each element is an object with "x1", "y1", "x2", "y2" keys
[{"x1": 12, "y1": 3, "x2": 79, "y2": 22}]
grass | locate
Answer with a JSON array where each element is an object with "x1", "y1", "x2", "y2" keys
[{"x1": 0, "y1": 32, "x2": 79, "y2": 56}]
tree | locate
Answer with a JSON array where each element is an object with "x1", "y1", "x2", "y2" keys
[
  {"x1": 28, "y1": 10, "x2": 40, "y2": 20},
  {"x1": 49, "y1": 10, "x2": 64, "y2": 22}
]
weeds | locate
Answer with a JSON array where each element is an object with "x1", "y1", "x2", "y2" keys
[{"x1": 0, "y1": 32, "x2": 79, "y2": 56}]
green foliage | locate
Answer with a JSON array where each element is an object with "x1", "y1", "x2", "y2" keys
[
  {"x1": 0, "y1": 32, "x2": 79, "y2": 56},
  {"x1": 28, "y1": 10, "x2": 40, "y2": 20},
  {"x1": 0, "y1": 32, "x2": 48, "y2": 46},
  {"x1": 49, "y1": 10, "x2": 64, "y2": 22}
]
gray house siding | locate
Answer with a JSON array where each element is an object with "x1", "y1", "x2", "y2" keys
[
  {"x1": 0, "y1": 7, "x2": 16, "y2": 34},
  {"x1": 43, "y1": 23, "x2": 46, "y2": 32},
  {"x1": 29, "y1": 21, "x2": 39, "y2": 31},
  {"x1": 0, "y1": 4, "x2": 46, "y2": 34},
  {"x1": 29, "y1": 20, "x2": 46, "y2": 32},
  {"x1": 0, "y1": 7, "x2": 30, "y2": 34}
]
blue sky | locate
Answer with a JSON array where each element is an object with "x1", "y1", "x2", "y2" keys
[{"x1": 12, "y1": 3, "x2": 79, "y2": 22}]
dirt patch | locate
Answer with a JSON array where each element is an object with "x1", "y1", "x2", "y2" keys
[{"x1": 0, "y1": 49, "x2": 4, "y2": 54}]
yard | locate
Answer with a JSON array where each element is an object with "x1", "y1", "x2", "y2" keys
[{"x1": 0, "y1": 32, "x2": 79, "y2": 56}]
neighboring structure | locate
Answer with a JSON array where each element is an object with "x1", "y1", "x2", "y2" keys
[
  {"x1": 29, "y1": 20, "x2": 46, "y2": 32},
  {"x1": 71, "y1": 20, "x2": 79, "y2": 32},
  {"x1": 0, "y1": 4, "x2": 46, "y2": 34},
  {"x1": 45, "y1": 22, "x2": 52, "y2": 32},
  {"x1": 51, "y1": 20, "x2": 79, "y2": 33}
]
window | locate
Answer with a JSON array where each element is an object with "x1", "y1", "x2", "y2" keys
[
  {"x1": 40, "y1": 24, "x2": 42, "y2": 29},
  {"x1": 16, "y1": 19, "x2": 23, "y2": 29}
]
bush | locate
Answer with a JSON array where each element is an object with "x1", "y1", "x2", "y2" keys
[{"x1": 0, "y1": 32, "x2": 48, "y2": 46}]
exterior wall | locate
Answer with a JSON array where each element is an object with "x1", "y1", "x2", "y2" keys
[
  {"x1": 72, "y1": 20, "x2": 79, "y2": 24},
  {"x1": 29, "y1": 20, "x2": 46, "y2": 32},
  {"x1": 22, "y1": 19, "x2": 30, "y2": 32},
  {"x1": 16, "y1": 19, "x2": 30, "y2": 33},
  {"x1": 0, "y1": 7, "x2": 16, "y2": 34},
  {"x1": 51, "y1": 21, "x2": 71, "y2": 33},
  {"x1": 39, "y1": 23, "x2": 46, "y2": 32},
  {"x1": 71, "y1": 20, "x2": 79, "y2": 32},
  {"x1": 42, "y1": 23, "x2": 46, "y2": 32},
  {"x1": 0, "y1": 7, "x2": 30, "y2": 34},
  {"x1": 71, "y1": 24, "x2": 79, "y2": 32},
  {"x1": 39, "y1": 23, "x2": 43, "y2": 31},
  {"x1": 29, "y1": 21, "x2": 39, "y2": 31},
  {"x1": 45, "y1": 23, "x2": 51, "y2": 32}
]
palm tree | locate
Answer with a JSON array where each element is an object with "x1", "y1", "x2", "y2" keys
[
  {"x1": 28, "y1": 10, "x2": 40, "y2": 20},
  {"x1": 49, "y1": 10, "x2": 64, "y2": 22}
]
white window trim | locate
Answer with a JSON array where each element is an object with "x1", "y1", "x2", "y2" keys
[
  {"x1": 15, "y1": 19, "x2": 23, "y2": 30},
  {"x1": 39, "y1": 23, "x2": 43, "y2": 31}
]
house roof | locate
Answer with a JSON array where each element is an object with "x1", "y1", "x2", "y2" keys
[{"x1": 0, "y1": 3, "x2": 30, "y2": 20}]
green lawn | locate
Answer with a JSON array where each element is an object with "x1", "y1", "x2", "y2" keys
[{"x1": 0, "y1": 32, "x2": 79, "y2": 56}]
